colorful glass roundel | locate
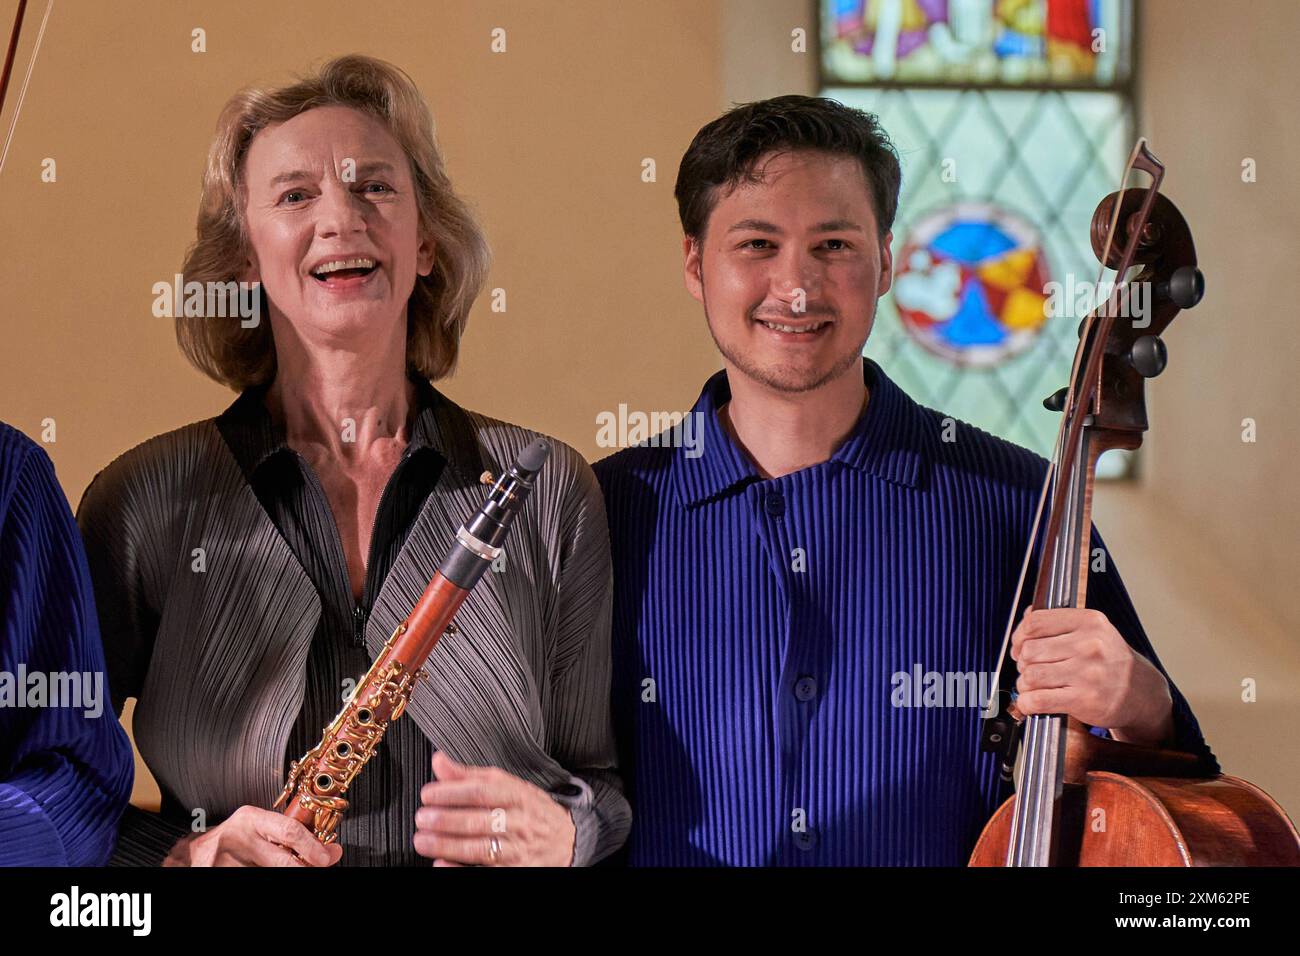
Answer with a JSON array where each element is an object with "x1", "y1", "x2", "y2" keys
[{"x1": 892, "y1": 202, "x2": 1051, "y2": 368}]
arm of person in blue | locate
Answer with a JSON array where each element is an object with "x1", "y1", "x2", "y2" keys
[
  {"x1": 0, "y1": 423, "x2": 134, "y2": 866},
  {"x1": 1016, "y1": 522, "x2": 1219, "y2": 772},
  {"x1": 540, "y1": 452, "x2": 631, "y2": 865}
]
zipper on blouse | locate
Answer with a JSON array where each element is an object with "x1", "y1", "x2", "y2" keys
[{"x1": 352, "y1": 604, "x2": 368, "y2": 649}]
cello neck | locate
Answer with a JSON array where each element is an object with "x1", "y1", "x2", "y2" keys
[{"x1": 1006, "y1": 419, "x2": 1098, "y2": 866}]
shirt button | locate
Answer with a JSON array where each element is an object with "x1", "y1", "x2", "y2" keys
[
  {"x1": 794, "y1": 828, "x2": 819, "y2": 851},
  {"x1": 794, "y1": 675, "x2": 818, "y2": 702},
  {"x1": 764, "y1": 491, "x2": 785, "y2": 517}
]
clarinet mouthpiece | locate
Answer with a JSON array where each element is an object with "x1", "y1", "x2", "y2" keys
[{"x1": 513, "y1": 438, "x2": 551, "y2": 480}]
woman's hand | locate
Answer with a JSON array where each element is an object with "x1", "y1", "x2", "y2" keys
[
  {"x1": 163, "y1": 805, "x2": 344, "y2": 867},
  {"x1": 413, "y1": 751, "x2": 577, "y2": 867}
]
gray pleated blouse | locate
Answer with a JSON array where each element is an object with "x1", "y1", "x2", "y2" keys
[{"x1": 75, "y1": 381, "x2": 630, "y2": 866}]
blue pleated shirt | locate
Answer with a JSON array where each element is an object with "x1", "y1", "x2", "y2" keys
[
  {"x1": 593, "y1": 358, "x2": 1215, "y2": 866},
  {"x1": 0, "y1": 423, "x2": 133, "y2": 866}
]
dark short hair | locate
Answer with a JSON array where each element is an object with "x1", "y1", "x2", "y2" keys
[{"x1": 674, "y1": 94, "x2": 902, "y2": 242}]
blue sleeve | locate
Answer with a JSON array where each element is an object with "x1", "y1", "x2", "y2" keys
[
  {"x1": 1082, "y1": 524, "x2": 1219, "y2": 772},
  {"x1": 0, "y1": 426, "x2": 134, "y2": 866}
]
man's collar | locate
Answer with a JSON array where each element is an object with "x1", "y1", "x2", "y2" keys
[
  {"x1": 215, "y1": 370, "x2": 484, "y2": 484},
  {"x1": 671, "y1": 357, "x2": 926, "y2": 508}
]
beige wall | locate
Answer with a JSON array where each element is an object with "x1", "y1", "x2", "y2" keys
[{"x1": 2, "y1": 0, "x2": 1295, "y2": 823}]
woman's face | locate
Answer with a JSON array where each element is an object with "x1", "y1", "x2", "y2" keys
[{"x1": 240, "y1": 104, "x2": 434, "y2": 351}]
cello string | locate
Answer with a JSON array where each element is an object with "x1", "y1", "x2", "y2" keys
[
  {"x1": 1018, "y1": 717, "x2": 1043, "y2": 863},
  {"x1": 1025, "y1": 398, "x2": 1088, "y2": 863},
  {"x1": 0, "y1": 0, "x2": 53, "y2": 179}
]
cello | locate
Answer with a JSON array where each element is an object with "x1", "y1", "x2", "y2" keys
[{"x1": 970, "y1": 139, "x2": 1300, "y2": 867}]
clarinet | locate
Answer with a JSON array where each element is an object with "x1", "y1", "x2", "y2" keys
[{"x1": 273, "y1": 438, "x2": 552, "y2": 844}]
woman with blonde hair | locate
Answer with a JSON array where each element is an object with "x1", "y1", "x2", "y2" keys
[{"x1": 77, "y1": 55, "x2": 628, "y2": 867}]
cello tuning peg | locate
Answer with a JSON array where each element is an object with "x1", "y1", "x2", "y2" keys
[
  {"x1": 1128, "y1": 335, "x2": 1168, "y2": 378},
  {"x1": 1155, "y1": 265, "x2": 1205, "y2": 309},
  {"x1": 1042, "y1": 386, "x2": 1069, "y2": 412}
]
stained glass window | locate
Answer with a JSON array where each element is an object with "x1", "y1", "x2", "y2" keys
[
  {"x1": 819, "y1": 1, "x2": 1136, "y2": 477},
  {"x1": 822, "y1": 0, "x2": 1130, "y2": 88}
]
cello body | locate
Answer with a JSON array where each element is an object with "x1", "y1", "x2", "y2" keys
[{"x1": 970, "y1": 720, "x2": 1300, "y2": 866}]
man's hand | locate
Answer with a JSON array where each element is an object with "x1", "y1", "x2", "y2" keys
[
  {"x1": 413, "y1": 751, "x2": 577, "y2": 867},
  {"x1": 1010, "y1": 607, "x2": 1175, "y2": 747}
]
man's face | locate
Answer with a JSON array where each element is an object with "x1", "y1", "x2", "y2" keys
[
  {"x1": 684, "y1": 149, "x2": 893, "y2": 394},
  {"x1": 240, "y1": 104, "x2": 434, "y2": 346}
]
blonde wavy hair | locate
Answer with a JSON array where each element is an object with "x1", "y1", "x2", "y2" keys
[{"x1": 176, "y1": 54, "x2": 490, "y2": 390}]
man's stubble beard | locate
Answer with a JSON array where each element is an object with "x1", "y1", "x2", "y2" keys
[{"x1": 700, "y1": 267, "x2": 872, "y2": 395}]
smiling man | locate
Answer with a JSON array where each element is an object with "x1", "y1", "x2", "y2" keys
[{"x1": 592, "y1": 95, "x2": 1216, "y2": 866}]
